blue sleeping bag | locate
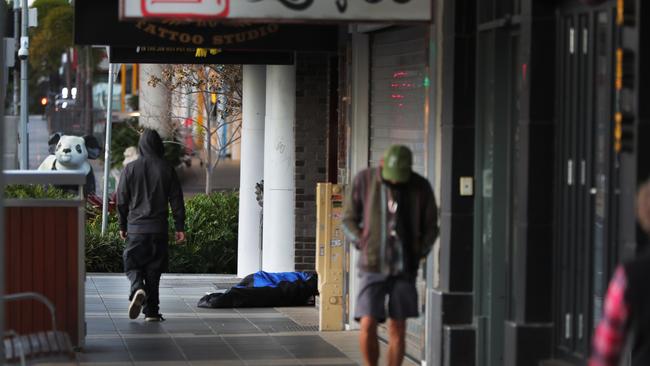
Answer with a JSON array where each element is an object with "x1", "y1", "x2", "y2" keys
[
  {"x1": 198, "y1": 271, "x2": 318, "y2": 308},
  {"x1": 235, "y1": 271, "x2": 314, "y2": 288}
]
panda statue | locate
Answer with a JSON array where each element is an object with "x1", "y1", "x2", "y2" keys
[{"x1": 37, "y1": 133, "x2": 101, "y2": 195}]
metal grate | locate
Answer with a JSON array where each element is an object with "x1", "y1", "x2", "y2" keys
[{"x1": 270, "y1": 324, "x2": 319, "y2": 333}]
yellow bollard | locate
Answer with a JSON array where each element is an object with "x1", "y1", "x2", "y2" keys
[{"x1": 316, "y1": 183, "x2": 346, "y2": 331}]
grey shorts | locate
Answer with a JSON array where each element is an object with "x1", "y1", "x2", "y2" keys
[{"x1": 354, "y1": 271, "x2": 418, "y2": 322}]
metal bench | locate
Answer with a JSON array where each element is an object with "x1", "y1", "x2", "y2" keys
[{"x1": 2, "y1": 292, "x2": 75, "y2": 365}]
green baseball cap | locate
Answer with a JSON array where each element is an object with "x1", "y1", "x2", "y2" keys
[{"x1": 381, "y1": 145, "x2": 413, "y2": 183}]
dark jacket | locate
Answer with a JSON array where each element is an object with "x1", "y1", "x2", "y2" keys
[
  {"x1": 342, "y1": 167, "x2": 438, "y2": 274},
  {"x1": 624, "y1": 253, "x2": 650, "y2": 366},
  {"x1": 117, "y1": 130, "x2": 185, "y2": 234}
]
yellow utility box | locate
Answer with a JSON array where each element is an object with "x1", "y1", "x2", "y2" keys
[{"x1": 316, "y1": 183, "x2": 346, "y2": 331}]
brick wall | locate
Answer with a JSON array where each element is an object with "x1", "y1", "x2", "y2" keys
[{"x1": 294, "y1": 53, "x2": 330, "y2": 271}]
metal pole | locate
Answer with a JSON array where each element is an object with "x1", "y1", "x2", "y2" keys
[
  {"x1": 18, "y1": 0, "x2": 28, "y2": 169},
  {"x1": 12, "y1": 0, "x2": 19, "y2": 116},
  {"x1": 101, "y1": 57, "x2": 117, "y2": 236},
  {"x1": 205, "y1": 94, "x2": 212, "y2": 194},
  {"x1": 1, "y1": 2, "x2": 7, "y2": 362}
]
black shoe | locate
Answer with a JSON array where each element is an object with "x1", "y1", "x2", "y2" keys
[
  {"x1": 144, "y1": 314, "x2": 165, "y2": 322},
  {"x1": 128, "y1": 289, "x2": 146, "y2": 320}
]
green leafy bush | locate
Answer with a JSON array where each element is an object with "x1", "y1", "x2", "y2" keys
[
  {"x1": 85, "y1": 191, "x2": 239, "y2": 274},
  {"x1": 4, "y1": 184, "x2": 76, "y2": 199},
  {"x1": 85, "y1": 213, "x2": 125, "y2": 273},
  {"x1": 2, "y1": 184, "x2": 124, "y2": 272},
  {"x1": 168, "y1": 192, "x2": 239, "y2": 273}
]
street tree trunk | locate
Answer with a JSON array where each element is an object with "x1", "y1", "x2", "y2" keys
[{"x1": 205, "y1": 113, "x2": 212, "y2": 195}]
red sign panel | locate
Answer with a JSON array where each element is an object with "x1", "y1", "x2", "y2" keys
[{"x1": 141, "y1": 0, "x2": 229, "y2": 18}]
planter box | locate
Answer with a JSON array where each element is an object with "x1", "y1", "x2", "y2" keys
[{"x1": 3, "y1": 172, "x2": 86, "y2": 349}]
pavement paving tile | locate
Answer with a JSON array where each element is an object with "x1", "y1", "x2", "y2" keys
[
  {"x1": 235, "y1": 308, "x2": 279, "y2": 314},
  {"x1": 202, "y1": 318, "x2": 261, "y2": 335},
  {"x1": 87, "y1": 318, "x2": 118, "y2": 335},
  {"x1": 153, "y1": 318, "x2": 213, "y2": 335},
  {"x1": 174, "y1": 337, "x2": 240, "y2": 361},
  {"x1": 192, "y1": 307, "x2": 238, "y2": 315},
  {"x1": 124, "y1": 338, "x2": 185, "y2": 362},
  {"x1": 113, "y1": 320, "x2": 169, "y2": 335},
  {"x1": 247, "y1": 318, "x2": 302, "y2": 333},
  {"x1": 187, "y1": 362, "x2": 245, "y2": 366},
  {"x1": 79, "y1": 274, "x2": 361, "y2": 365},
  {"x1": 78, "y1": 338, "x2": 132, "y2": 363}
]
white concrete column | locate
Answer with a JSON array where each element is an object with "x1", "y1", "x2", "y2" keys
[
  {"x1": 262, "y1": 64, "x2": 296, "y2": 272},
  {"x1": 139, "y1": 64, "x2": 172, "y2": 138},
  {"x1": 237, "y1": 65, "x2": 266, "y2": 277}
]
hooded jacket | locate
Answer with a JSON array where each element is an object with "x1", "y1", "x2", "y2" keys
[
  {"x1": 342, "y1": 167, "x2": 438, "y2": 275},
  {"x1": 117, "y1": 129, "x2": 185, "y2": 234}
]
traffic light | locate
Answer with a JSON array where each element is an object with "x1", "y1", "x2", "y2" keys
[{"x1": 40, "y1": 97, "x2": 48, "y2": 106}]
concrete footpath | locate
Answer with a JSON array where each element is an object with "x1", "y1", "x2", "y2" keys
[
  {"x1": 177, "y1": 157, "x2": 241, "y2": 196},
  {"x1": 70, "y1": 274, "x2": 419, "y2": 366}
]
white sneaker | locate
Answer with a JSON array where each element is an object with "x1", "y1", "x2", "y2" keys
[
  {"x1": 144, "y1": 314, "x2": 165, "y2": 322},
  {"x1": 128, "y1": 289, "x2": 146, "y2": 319}
]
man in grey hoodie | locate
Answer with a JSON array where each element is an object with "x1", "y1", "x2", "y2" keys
[{"x1": 117, "y1": 129, "x2": 186, "y2": 322}]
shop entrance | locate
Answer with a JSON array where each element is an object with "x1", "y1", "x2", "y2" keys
[{"x1": 554, "y1": 1, "x2": 616, "y2": 362}]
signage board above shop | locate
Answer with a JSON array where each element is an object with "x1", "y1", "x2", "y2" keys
[
  {"x1": 75, "y1": 0, "x2": 338, "y2": 52},
  {"x1": 109, "y1": 46, "x2": 294, "y2": 65},
  {"x1": 120, "y1": 0, "x2": 432, "y2": 22}
]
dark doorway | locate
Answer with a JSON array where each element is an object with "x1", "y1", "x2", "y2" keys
[
  {"x1": 554, "y1": 1, "x2": 616, "y2": 362},
  {"x1": 475, "y1": 21, "x2": 521, "y2": 366}
]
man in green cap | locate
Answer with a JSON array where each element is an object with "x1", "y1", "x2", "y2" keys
[{"x1": 343, "y1": 145, "x2": 438, "y2": 366}]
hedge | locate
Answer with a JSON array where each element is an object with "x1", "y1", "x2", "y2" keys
[
  {"x1": 85, "y1": 191, "x2": 239, "y2": 274},
  {"x1": 4, "y1": 184, "x2": 75, "y2": 199},
  {"x1": 4, "y1": 184, "x2": 239, "y2": 274}
]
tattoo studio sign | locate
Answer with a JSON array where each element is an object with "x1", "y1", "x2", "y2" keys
[
  {"x1": 133, "y1": 21, "x2": 281, "y2": 47},
  {"x1": 120, "y1": 0, "x2": 432, "y2": 22},
  {"x1": 75, "y1": 0, "x2": 337, "y2": 52}
]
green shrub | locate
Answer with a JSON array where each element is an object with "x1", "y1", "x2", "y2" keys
[
  {"x1": 85, "y1": 213, "x2": 125, "y2": 273},
  {"x1": 168, "y1": 192, "x2": 239, "y2": 273},
  {"x1": 85, "y1": 191, "x2": 239, "y2": 274},
  {"x1": 4, "y1": 184, "x2": 76, "y2": 199}
]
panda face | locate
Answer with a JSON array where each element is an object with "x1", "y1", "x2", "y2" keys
[{"x1": 54, "y1": 136, "x2": 88, "y2": 168}]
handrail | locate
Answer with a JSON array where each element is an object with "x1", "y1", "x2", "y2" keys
[
  {"x1": 2, "y1": 171, "x2": 86, "y2": 186},
  {"x1": 3, "y1": 293, "x2": 58, "y2": 334}
]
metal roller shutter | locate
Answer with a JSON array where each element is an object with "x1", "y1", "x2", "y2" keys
[
  {"x1": 369, "y1": 25, "x2": 428, "y2": 362},
  {"x1": 370, "y1": 26, "x2": 427, "y2": 175}
]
